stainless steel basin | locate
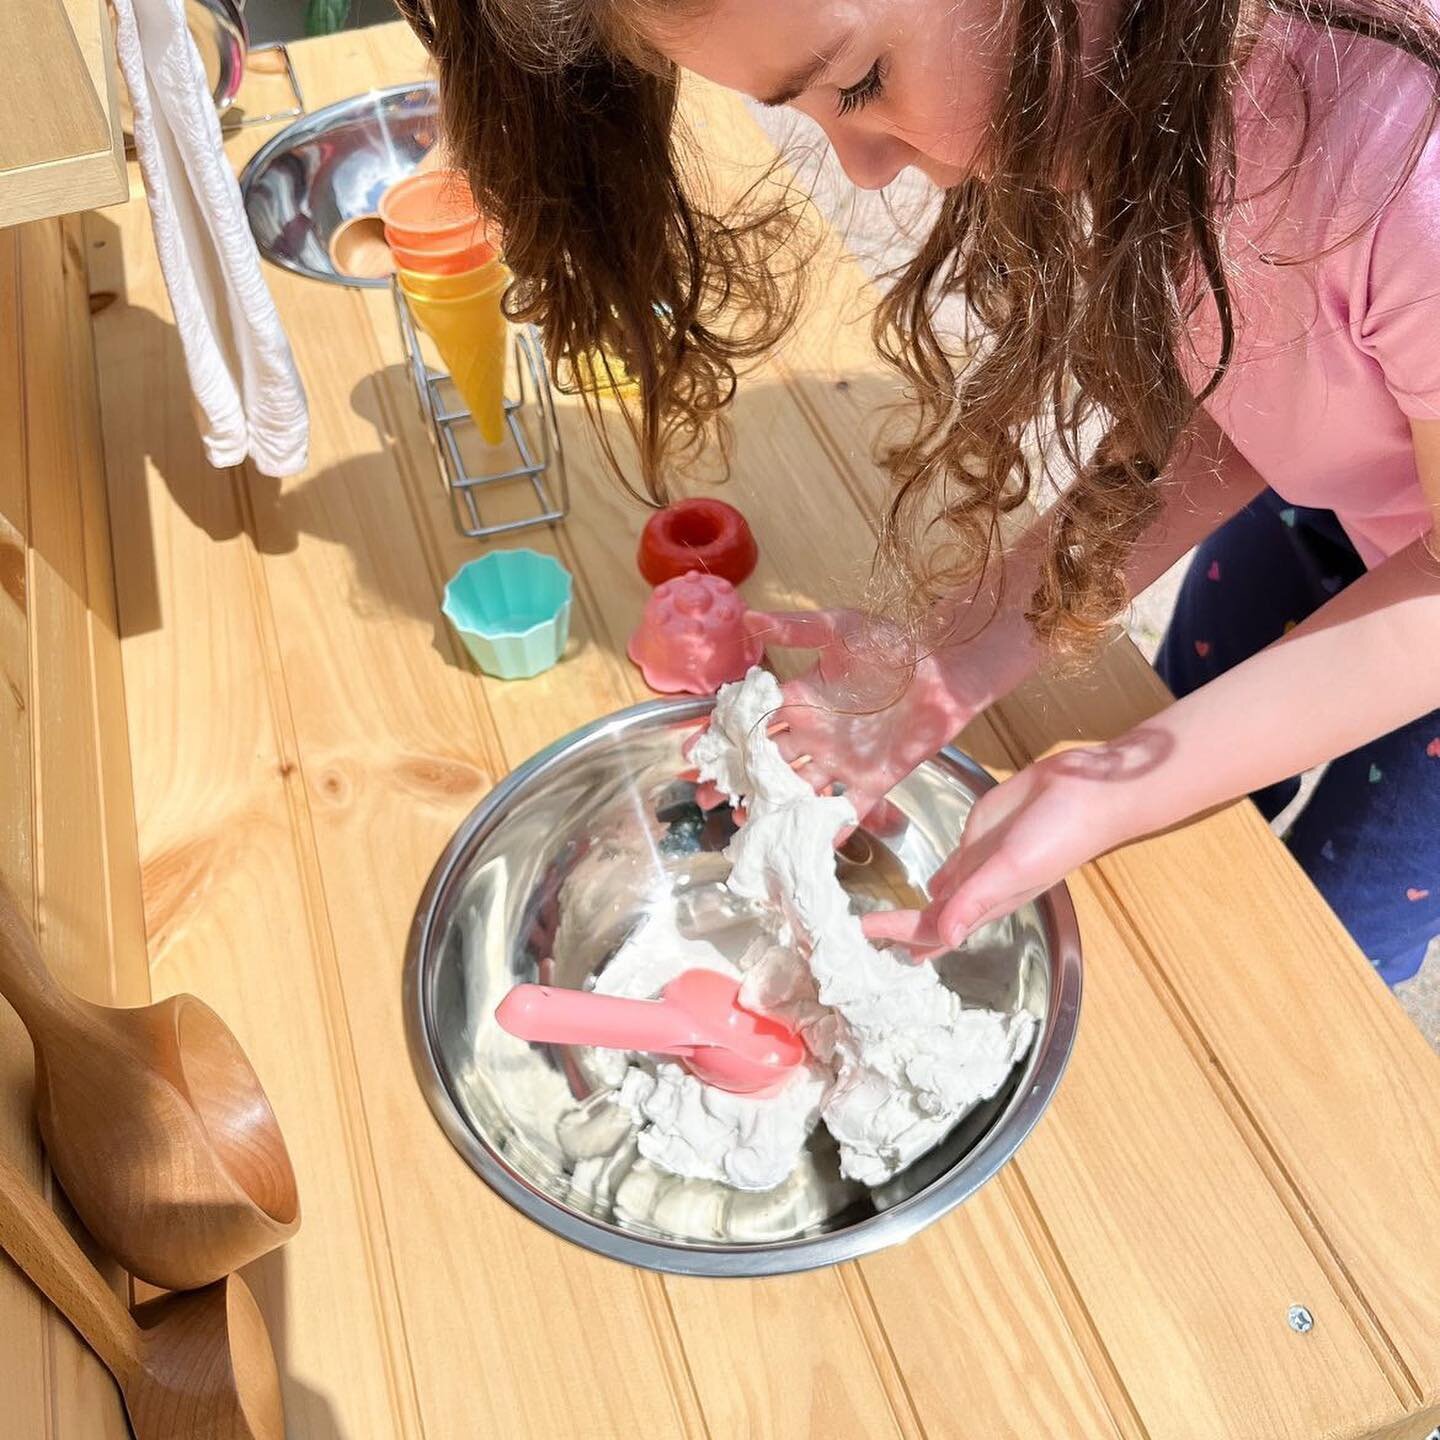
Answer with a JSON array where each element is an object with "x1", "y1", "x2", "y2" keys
[
  {"x1": 239, "y1": 83, "x2": 439, "y2": 287},
  {"x1": 404, "y1": 697, "x2": 1082, "y2": 1277}
]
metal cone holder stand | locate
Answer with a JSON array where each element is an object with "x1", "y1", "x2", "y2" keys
[{"x1": 391, "y1": 279, "x2": 570, "y2": 541}]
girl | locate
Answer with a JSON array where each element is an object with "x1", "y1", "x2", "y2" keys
[{"x1": 397, "y1": 0, "x2": 1440, "y2": 984}]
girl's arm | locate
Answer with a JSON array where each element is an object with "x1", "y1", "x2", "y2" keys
[
  {"x1": 1102, "y1": 417, "x2": 1440, "y2": 835},
  {"x1": 935, "y1": 409, "x2": 1267, "y2": 693},
  {"x1": 762, "y1": 413, "x2": 1266, "y2": 824},
  {"x1": 872, "y1": 419, "x2": 1440, "y2": 949}
]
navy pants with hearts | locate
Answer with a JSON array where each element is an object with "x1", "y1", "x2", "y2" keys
[{"x1": 1156, "y1": 487, "x2": 1440, "y2": 985}]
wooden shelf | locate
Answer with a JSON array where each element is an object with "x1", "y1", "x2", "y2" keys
[{"x1": 0, "y1": 0, "x2": 127, "y2": 228}]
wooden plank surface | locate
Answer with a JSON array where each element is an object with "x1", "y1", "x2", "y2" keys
[
  {"x1": 0, "y1": 0, "x2": 126, "y2": 228},
  {"x1": 0, "y1": 215, "x2": 53, "y2": 1440},
  {"x1": 0, "y1": 218, "x2": 145, "y2": 1440},
  {"x1": 76, "y1": 23, "x2": 1440, "y2": 1440},
  {"x1": 700, "y1": 87, "x2": 1440, "y2": 1423},
  {"x1": 0, "y1": 0, "x2": 108, "y2": 169},
  {"x1": 87, "y1": 205, "x2": 428, "y2": 1440},
  {"x1": 979, "y1": 649, "x2": 1440, "y2": 1404}
]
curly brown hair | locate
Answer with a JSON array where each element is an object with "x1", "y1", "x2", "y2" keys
[{"x1": 395, "y1": 0, "x2": 1440, "y2": 653}]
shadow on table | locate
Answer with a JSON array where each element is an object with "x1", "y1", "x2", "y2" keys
[
  {"x1": 92, "y1": 286, "x2": 871, "y2": 639},
  {"x1": 338, "y1": 342, "x2": 939, "y2": 663},
  {"x1": 87, "y1": 278, "x2": 454, "y2": 658},
  {"x1": 87, "y1": 208, "x2": 1163, "y2": 768},
  {"x1": 245, "y1": 1246, "x2": 350, "y2": 1440}
]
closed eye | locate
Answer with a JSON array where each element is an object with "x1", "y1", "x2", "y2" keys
[{"x1": 836, "y1": 58, "x2": 886, "y2": 116}]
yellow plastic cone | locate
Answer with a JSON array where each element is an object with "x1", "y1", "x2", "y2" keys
[{"x1": 405, "y1": 268, "x2": 510, "y2": 446}]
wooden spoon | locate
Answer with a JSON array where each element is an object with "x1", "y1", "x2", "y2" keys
[
  {"x1": 0, "y1": 1150, "x2": 284, "y2": 1440},
  {"x1": 0, "y1": 884, "x2": 299, "y2": 1290}
]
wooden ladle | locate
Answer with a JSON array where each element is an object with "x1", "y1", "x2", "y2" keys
[
  {"x1": 0, "y1": 885, "x2": 299, "y2": 1290},
  {"x1": 0, "y1": 1150, "x2": 284, "y2": 1439}
]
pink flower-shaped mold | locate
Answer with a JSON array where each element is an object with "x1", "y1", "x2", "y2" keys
[{"x1": 626, "y1": 571, "x2": 763, "y2": 695}]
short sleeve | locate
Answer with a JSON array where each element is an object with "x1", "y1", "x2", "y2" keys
[{"x1": 1355, "y1": 126, "x2": 1440, "y2": 420}]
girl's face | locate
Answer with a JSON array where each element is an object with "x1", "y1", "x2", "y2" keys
[{"x1": 652, "y1": 0, "x2": 1010, "y2": 190}]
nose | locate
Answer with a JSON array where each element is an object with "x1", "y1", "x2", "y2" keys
[{"x1": 823, "y1": 124, "x2": 915, "y2": 191}]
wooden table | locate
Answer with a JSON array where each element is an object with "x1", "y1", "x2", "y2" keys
[{"x1": 3, "y1": 23, "x2": 1438, "y2": 1440}]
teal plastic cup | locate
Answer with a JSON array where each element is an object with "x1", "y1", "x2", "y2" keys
[{"x1": 442, "y1": 549, "x2": 574, "y2": 680}]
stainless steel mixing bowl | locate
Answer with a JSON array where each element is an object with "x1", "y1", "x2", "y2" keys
[
  {"x1": 405, "y1": 697, "x2": 1081, "y2": 1276},
  {"x1": 240, "y1": 83, "x2": 439, "y2": 288},
  {"x1": 119, "y1": 0, "x2": 247, "y2": 141}
]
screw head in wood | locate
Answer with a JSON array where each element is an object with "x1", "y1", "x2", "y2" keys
[{"x1": 1287, "y1": 1304, "x2": 1314, "y2": 1334}]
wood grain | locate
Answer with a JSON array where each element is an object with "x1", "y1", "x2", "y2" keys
[
  {"x1": 55, "y1": 23, "x2": 1440, "y2": 1440},
  {"x1": 87, "y1": 201, "x2": 427, "y2": 1440},
  {"x1": 0, "y1": 882, "x2": 300, "y2": 1292},
  {"x1": 57, "y1": 213, "x2": 149, "y2": 1008},
  {"x1": 0, "y1": 1146, "x2": 286, "y2": 1440},
  {"x1": 0, "y1": 0, "x2": 126, "y2": 228},
  {"x1": 0, "y1": 0, "x2": 107, "y2": 169},
  {"x1": 970, "y1": 642, "x2": 1440, "y2": 1403},
  {"x1": 0, "y1": 217, "x2": 146, "y2": 1440},
  {"x1": 0, "y1": 218, "x2": 52, "y2": 1440}
]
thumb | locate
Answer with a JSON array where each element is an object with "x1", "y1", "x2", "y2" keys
[
  {"x1": 930, "y1": 857, "x2": 1016, "y2": 947},
  {"x1": 747, "y1": 609, "x2": 842, "y2": 650},
  {"x1": 860, "y1": 910, "x2": 948, "y2": 964},
  {"x1": 861, "y1": 909, "x2": 939, "y2": 946}
]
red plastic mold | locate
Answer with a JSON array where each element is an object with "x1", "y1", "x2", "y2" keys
[{"x1": 637, "y1": 499, "x2": 758, "y2": 587}]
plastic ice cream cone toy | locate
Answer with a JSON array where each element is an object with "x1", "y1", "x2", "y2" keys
[
  {"x1": 627, "y1": 571, "x2": 763, "y2": 695},
  {"x1": 379, "y1": 169, "x2": 489, "y2": 247},
  {"x1": 403, "y1": 263, "x2": 511, "y2": 445},
  {"x1": 396, "y1": 257, "x2": 505, "y2": 302},
  {"x1": 388, "y1": 231, "x2": 499, "y2": 276}
]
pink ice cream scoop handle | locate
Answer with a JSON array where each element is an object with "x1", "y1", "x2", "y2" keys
[{"x1": 496, "y1": 984, "x2": 709, "y2": 1054}]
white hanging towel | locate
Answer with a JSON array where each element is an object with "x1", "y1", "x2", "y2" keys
[{"x1": 111, "y1": 0, "x2": 309, "y2": 477}]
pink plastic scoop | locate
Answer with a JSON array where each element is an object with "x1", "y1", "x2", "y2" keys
[{"x1": 495, "y1": 969, "x2": 806, "y2": 1093}]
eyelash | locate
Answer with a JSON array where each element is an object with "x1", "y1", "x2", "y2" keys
[{"x1": 836, "y1": 58, "x2": 886, "y2": 116}]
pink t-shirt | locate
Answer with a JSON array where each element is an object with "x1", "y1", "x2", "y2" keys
[{"x1": 1188, "y1": 14, "x2": 1440, "y2": 565}]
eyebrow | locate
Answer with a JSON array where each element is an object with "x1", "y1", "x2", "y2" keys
[{"x1": 757, "y1": 35, "x2": 852, "y2": 108}]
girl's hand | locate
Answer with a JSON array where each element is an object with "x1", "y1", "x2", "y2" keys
[
  {"x1": 756, "y1": 608, "x2": 997, "y2": 826},
  {"x1": 693, "y1": 604, "x2": 1035, "y2": 826},
  {"x1": 863, "y1": 743, "x2": 1141, "y2": 950}
]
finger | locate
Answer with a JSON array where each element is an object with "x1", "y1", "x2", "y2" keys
[
  {"x1": 773, "y1": 730, "x2": 811, "y2": 767},
  {"x1": 774, "y1": 733, "x2": 846, "y2": 785},
  {"x1": 852, "y1": 910, "x2": 944, "y2": 967},
  {"x1": 794, "y1": 760, "x2": 835, "y2": 797},
  {"x1": 932, "y1": 866, "x2": 1018, "y2": 948},
  {"x1": 861, "y1": 910, "x2": 945, "y2": 957},
  {"x1": 694, "y1": 781, "x2": 725, "y2": 811},
  {"x1": 748, "y1": 610, "x2": 840, "y2": 650}
]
